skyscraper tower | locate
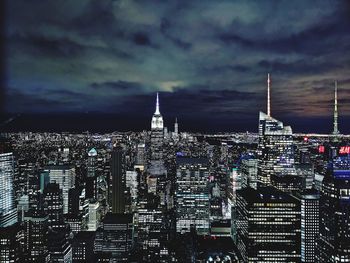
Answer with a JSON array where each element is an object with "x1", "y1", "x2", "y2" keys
[
  {"x1": 332, "y1": 81, "x2": 339, "y2": 140},
  {"x1": 174, "y1": 118, "x2": 178, "y2": 135},
  {"x1": 110, "y1": 146, "x2": 126, "y2": 214},
  {"x1": 0, "y1": 151, "x2": 17, "y2": 227},
  {"x1": 151, "y1": 92, "x2": 164, "y2": 130},
  {"x1": 257, "y1": 74, "x2": 296, "y2": 186}
]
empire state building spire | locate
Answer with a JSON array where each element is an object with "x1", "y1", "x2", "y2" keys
[
  {"x1": 333, "y1": 81, "x2": 339, "y2": 136},
  {"x1": 267, "y1": 73, "x2": 271, "y2": 117},
  {"x1": 155, "y1": 92, "x2": 160, "y2": 115}
]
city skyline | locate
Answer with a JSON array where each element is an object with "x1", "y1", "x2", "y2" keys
[{"x1": 2, "y1": 1, "x2": 350, "y2": 133}]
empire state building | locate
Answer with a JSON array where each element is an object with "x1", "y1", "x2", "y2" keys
[{"x1": 151, "y1": 92, "x2": 163, "y2": 130}]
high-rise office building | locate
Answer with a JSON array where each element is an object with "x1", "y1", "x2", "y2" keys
[
  {"x1": 300, "y1": 190, "x2": 319, "y2": 263},
  {"x1": 317, "y1": 159, "x2": 350, "y2": 262},
  {"x1": 110, "y1": 146, "x2": 126, "y2": 214},
  {"x1": 72, "y1": 231, "x2": 95, "y2": 263},
  {"x1": 150, "y1": 92, "x2": 164, "y2": 161},
  {"x1": 47, "y1": 229, "x2": 72, "y2": 263},
  {"x1": 240, "y1": 157, "x2": 258, "y2": 189},
  {"x1": 87, "y1": 148, "x2": 97, "y2": 178},
  {"x1": 176, "y1": 157, "x2": 210, "y2": 235},
  {"x1": 257, "y1": 75, "x2": 296, "y2": 186},
  {"x1": 137, "y1": 194, "x2": 170, "y2": 262},
  {"x1": 0, "y1": 152, "x2": 17, "y2": 227},
  {"x1": 0, "y1": 223, "x2": 22, "y2": 263},
  {"x1": 23, "y1": 209, "x2": 49, "y2": 262},
  {"x1": 45, "y1": 165, "x2": 75, "y2": 214},
  {"x1": 94, "y1": 213, "x2": 133, "y2": 261},
  {"x1": 86, "y1": 148, "x2": 98, "y2": 200},
  {"x1": 43, "y1": 183, "x2": 64, "y2": 227},
  {"x1": 236, "y1": 187, "x2": 301, "y2": 262}
]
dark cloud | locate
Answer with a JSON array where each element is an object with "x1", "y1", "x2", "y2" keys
[
  {"x1": 90, "y1": 80, "x2": 144, "y2": 92},
  {"x1": 4, "y1": 0, "x2": 350, "y2": 132}
]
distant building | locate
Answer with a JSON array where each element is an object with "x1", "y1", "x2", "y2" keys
[
  {"x1": 236, "y1": 187, "x2": 301, "y2": 262},
  {"x1": 0, "y1": 152, "x2": 18, "y2": 227},
  {"x1": 176, "y1": 157, "x2": 210, "y2": 235}
]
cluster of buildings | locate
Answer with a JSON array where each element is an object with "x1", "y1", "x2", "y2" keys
[{"x1": 0, "y1": 76, "x2": 350, "y2": 262}]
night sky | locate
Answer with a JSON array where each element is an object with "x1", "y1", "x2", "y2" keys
[{"x1": 3, "y1": 0, "x2": 350, "y2": 132}]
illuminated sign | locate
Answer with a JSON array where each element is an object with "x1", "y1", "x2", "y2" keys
[
  {"x1": 303, "y1": 137, "x2": 308, "y2": 142},
  {"x1": 318, "y1": 145, "x2": 325, "y2": 153},
  {"x1": 339, "y1": 146, "x2": 350, "y2": 154}
]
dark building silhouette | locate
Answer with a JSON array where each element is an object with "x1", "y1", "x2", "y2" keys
[{"x1": 110, "y1": 146, "x2": 126, "y2": 213}]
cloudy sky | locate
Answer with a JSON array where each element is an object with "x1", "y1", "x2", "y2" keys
[{"x1": 4, "y1": 0, "x2": 350, "y2": 132}]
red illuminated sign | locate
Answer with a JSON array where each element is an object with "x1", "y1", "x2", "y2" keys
[
  {"x1": 318, "y1": 145, "x2": 325, "y2": 153},
  {"x1": 303, "y1": 137, "x2": 308, "y2": 142},
  {"x1": 339, "y1": 146, "x2": 350, "y2": 154}
]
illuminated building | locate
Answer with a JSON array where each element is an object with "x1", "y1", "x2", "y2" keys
[
  {"x1": 240, "y1": 157, "x2": 257, "y2": 190},
  {"x1": 23, "y1": 209, "x2": 49, "y2": 262},
  {"x1": 176, "y1": 157, "x2": 210, "y2": 235},
  {"x1": 300, "y1": 190, "x2": 319, "y2": 263},
  {"x1": 0, "y1": 152, "x2": 17, "y2": 227},
  {"x1": 47, "y1": 229, "x2": 72, "y2": 263},
  {"x1": 236, "y1": 187, "x2": 301, "y2": 262},
  {"x1": 148, "y1": 93, "x2": 168, "y2": 207},
  {"x1": 94, "y1": 213, "x2": 133, "y2": 261},
  {"x1": 87, "y1": 200, "x2": 100, "y2": 231},
  {"x1": 317, "y1": 158, "x2": 350, "y2": 262},
  {"x1": 86, "y1": 148, "x2": 98, "y2": 199},
  {"x1": 257, "y1": 75, "x2": 296, "y2": 188},
  {"x1": 45, "y1": 165, "x2": 76, "y2": 214},
  {"x1": 43, "y1": 183, "x2": 63, "y2": 228},
  {"x1": 137, "y1": 194, "x2": 170, "y2": 262},
  {"x1": 72, "y1": 231, "x2": 95, "y2": 263},
  {"x1": 0, "y1": 223, "x2": 22, "y2": 263}
]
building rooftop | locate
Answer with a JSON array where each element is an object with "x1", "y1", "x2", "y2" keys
[
  {"x1": 103, "y1": 213, "x2": 133, "y2": 224},
  {"x1": 237, "y1": 186, "x2": 298, "y2": 203},
  {"x1": 177, "y1": 157, "x2": 209, "y2": 166}
]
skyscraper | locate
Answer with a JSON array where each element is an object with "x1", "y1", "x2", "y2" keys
[
  {"x1": 110, "y1": 146, "x2": 126, "y2": 214},
  {"x1": 45, "y1": 165, "x2": 76, "y2": 214},
  {"x1": 300, "y1": 190, "x2": 319, "y2": 263},
  {"x1": 176, "y1": 157, "x2": 210, "y2": 235},
  {"x1": 257, "y1": 74, "x2": 296, "y2": 186},
  {"x1": 94, "y1": 213, "x2": 133, "y2": 261},
  {"x1": 0, "y1": 152, "x2": 17, "y2": 227},
  {"x1": 317, "y1": 159, "x2": 350, "y2": 262},
  {"x1": 236, "y1": 187, "x2": 301, "y2": 262},
  {"x1": 150, "y1": 92, "x2": 164, "y2": 161}
]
